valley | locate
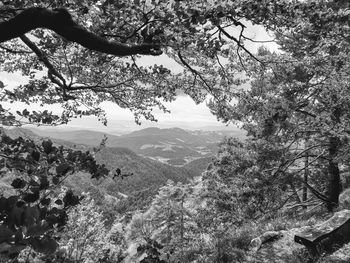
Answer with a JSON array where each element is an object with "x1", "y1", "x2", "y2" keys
[
  {"x1": 2, "y1": 126, "x2": 243, "y2": 213},
  {"x1": 30, "y1": 126, "x2": 245, "y2": 166}
]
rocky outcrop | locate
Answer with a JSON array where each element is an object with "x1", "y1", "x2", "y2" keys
[
  {"x1": 320, "y1": 242, "x2": 350, "y2": 262},
  {"x1": 294, "y1": 210, "x2": 350, "y2": 255},
  {"x1": 245, "y1": 210, "x2": 350, "y2": 262},
  {"x1": 246, "y1": 227, "x2": 308, "y2": 263}
]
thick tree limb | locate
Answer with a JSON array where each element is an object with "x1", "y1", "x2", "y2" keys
[{"x1": 0, "y1": 7, "x2": 162, "y2": 56}]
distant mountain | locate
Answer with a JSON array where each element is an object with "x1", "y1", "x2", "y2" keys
[
  {"x1": 3, "y1": 127, "x2": 38, "y2": 139},
  {"x1": 106, "y1": 127, "x2": 242, "y2": 166},
  {"x1": 2, "y1": 127, "x2": 88, "y2": 149},
  {"x1": 109, "y1": 127, "x2": 213, "y2": 165},
  {"x1": 30, "y1": 128, "x2": 113, "y2": 146},
  {"x1": 29, "y1": 127, "x2": 245, "y2": 166}
]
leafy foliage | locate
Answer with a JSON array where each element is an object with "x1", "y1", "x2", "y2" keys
[
  {"x1": 17, "y1": 193, "x2": 126, "y2": 263},
  {"x1": 207, "y1": 0, "x2": 350, "y2": 211},
  {"x1": 0, "y1": 0, "x2": 310, "y2": 126},
  {"x1": 0, "y1": 130, "x2": 109, "y2": 259},
  {"x1": 202, "y1": 138, "x2": 287, "y2": 223},
  {"x1": 57, "y1": 193, "x2": 125, "y2": 263},
  {"x1": 127, "y1": 181, "x2": 198, "y2": 262}
]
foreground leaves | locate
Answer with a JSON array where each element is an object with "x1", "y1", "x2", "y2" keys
[{"x1": 0, "y1": 130, "x2": 110, "y2": 259}]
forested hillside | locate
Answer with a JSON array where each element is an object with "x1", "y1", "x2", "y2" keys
[{"x1": 2, "y1": 128, "x2": 202, "y2": 212}]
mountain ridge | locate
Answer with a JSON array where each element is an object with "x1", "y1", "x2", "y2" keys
[{"x1": 27, "y1": 126, "x2": 244, "y2": 166}]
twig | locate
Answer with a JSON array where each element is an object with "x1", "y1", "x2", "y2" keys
[
  {"x1": 20, "y1": 34, "x2": 67, "y2": 88},
  {"x1": 285, "y1": 201, "x2": 321, "y2": 210},
  {"x1": 217, "y1": 25, "x2": 262, "y2": 63},
  {"x1": 0, "y1": 44, "x2": 31, "y2": 54},
  {"x1": 215, "y1": 54, "x2": 229, "y2": 82},
  {"x1": 177, "y1": 51, "x2": 219, "y2": 101},
  {"x1": 241, "y1": 35, "x2": 276, "y2": 43}
]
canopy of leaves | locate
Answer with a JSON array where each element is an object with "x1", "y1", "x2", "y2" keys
[
  {"x1": 0, "y1": 0, "x2": 327, "y2": 126},
  {"x1": 206, "y1": 0, "x2": 350, "y2": 211}
]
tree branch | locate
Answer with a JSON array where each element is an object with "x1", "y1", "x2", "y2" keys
[
  {"x1": 177, "y1": 51, "x2": 213, "y2": 92},
  {"x1": 217, "y1": 25, "x2": 261, "y2": 63},
  {"x1": 302, "y1": 180, "x2": 330, "y2": 203},
  {"x1": 0, "y1": 7, "x2": 162, "y2": 56},
  {"x1": 0, "y1": 44, "x2": 31, "y2": 54},
  {"x1": 284, "y1": 201, "x2": 321, "y2": 210},
  {"x1": 69, "y1": 78, "x2": 134, "y2": 91},
  {"x1": 20, "y1": 35, "x2": 67, "y2": 88},
  {"x1": 295, "y1": 109, "x2": 316, "y2": 118},
  {"x1": 241, "y1": 35, "x2": 276, "y2": 43}
]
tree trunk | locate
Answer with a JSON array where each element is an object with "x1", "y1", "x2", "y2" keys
[
  {"x1": 303, "y1": 147, "x2": 309, "y2": 208},
  {"x1": 290, "y1": 181, "x2": 302, "y2": 204},
  {"x1": 326, "y1": 136, "x2": 341, "y2": 212},
  {"x1": 180, "y1": 195, "x2": 184, "y2": 261}
]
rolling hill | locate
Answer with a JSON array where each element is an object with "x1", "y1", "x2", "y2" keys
[
  {"x1": 29, "y1": 128, "x2": 113, "y2": 146},
  {"x1": 30, "y1": 126, "x2": 245, "y2": 166}
]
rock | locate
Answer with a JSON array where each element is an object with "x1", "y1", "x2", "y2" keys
[
  {"x1": 320, "y1": 242, "x2": 350, "y2": 263},
  {"x1": 250, "y1": 237, "x2": 262, "y2": 252},
  {"x1": 246, "y1": 227, "x2": 308, "y2": 263},
  {"x1": 341, "y1": 173, "x2": 350, "y2": 189},
  {"x1": 250, "y1": 230, "x2": 283, "y2": 252},
  {"x1": 339, "y1": 189, "x2": 350, "y2": 209},
  {"x1": 295, "y1": 210, "x2": 350, "y2": 255}
]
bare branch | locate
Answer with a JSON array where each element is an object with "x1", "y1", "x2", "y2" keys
[{"x1": 303, "y1": 180, "x2": 329, "y2": 203}]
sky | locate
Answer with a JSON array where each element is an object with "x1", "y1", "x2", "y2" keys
[{"x1": 0, "y1": 21, "x2": 278, "y2": 132}]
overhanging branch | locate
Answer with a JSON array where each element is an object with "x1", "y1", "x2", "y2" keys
[{"x1": 0, "y1": 7, "x2": 162, "y2": 56}]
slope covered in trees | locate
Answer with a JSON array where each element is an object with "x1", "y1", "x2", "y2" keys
[{"x1": 1, "y1": 127, "x2": 200, "y2": 212}]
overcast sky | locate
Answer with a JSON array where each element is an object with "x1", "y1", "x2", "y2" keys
[{"x1": 0, "y1": 22, "x2": 278, "y2": 132}]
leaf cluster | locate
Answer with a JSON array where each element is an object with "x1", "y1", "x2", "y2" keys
[{"x1": 0, "y1": 130, "x2": 109, "y2": 259}]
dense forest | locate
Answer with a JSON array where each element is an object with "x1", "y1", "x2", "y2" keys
[{"x1": 1, "y1": 0, "x2": 350, "y2": 262}]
